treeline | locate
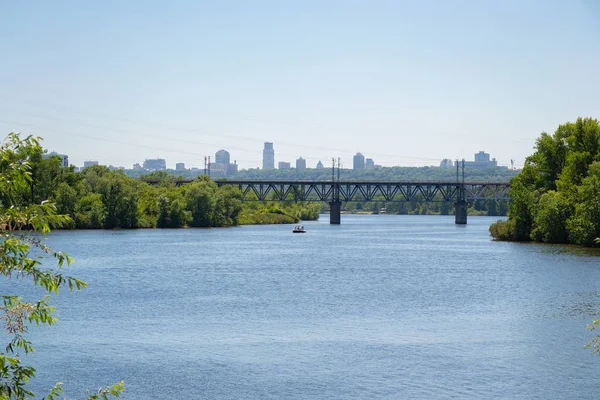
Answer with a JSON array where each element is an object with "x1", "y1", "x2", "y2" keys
[
  {"x1": 490, "y1": 117, "x2": 600, "y2": 246},
  {"x1": 231, "y1": 165, "x2": 518, "y2": 182},
  {"x1": 122, "y1": 164, "x2": 518, "y2": 182},
  {"x1": 2, "y1": 135, "x2": 320, "y2": 229}
]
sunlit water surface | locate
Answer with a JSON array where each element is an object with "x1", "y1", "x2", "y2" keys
[{"x1": 6, "y1": 215, "x2": 600, "y2": 399}]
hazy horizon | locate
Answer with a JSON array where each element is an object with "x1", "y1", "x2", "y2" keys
[{"x1": 2, "y1": 1, "x2": 600, "y2": 169}]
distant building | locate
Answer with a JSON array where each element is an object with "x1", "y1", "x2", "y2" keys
[
  {"x1": 316, "y1": 160, "x2": 324, "y2": 169},
  {"x1": 440, "y1": 159, "x2": 454, "y2": 168},
  {"x1": 353, "y1": 152, "x2": 365, "y2": 170},
  {"x1": 228, "y1": 161, "x2": 238, "y2": 176},
  {"x1": 176, "y1": 163, "x2": 186, "y2": 171},
  {"x1": 83, "y1": 160, "x2": 99, "y2": 168},
  {"x1": 263, "y1": 142, "x2": 275, "y2": 170},
  {"x1": 213, "y1": 149, "x2": 237, "y2": 177},
  {"x1": 133, "y1": 163, "x2": 144, "y2": 170},
  {"x1": 278, "y1": 161, "x2": 291, "y2": 169},
  {"x1": 215, "y1": 149, "x2": 230, "y2": 165},
  {"x1": 44, "y1": 151, "x2": 69, "y2": 167},
  {"x1": 464, "y1": 151, "x2": 498, "y2": 168},
  {"x1": 365, "y1": 158, "x2": 375, "y2": 169},
  {"x1": 296, "y1": 157, "x2": 306, "y2": 171},
  {"x1": 143, "y1": 159, "x2": 166, "y2": 170}
]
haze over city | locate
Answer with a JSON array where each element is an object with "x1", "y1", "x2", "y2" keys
[{"x1": 2, "y1": 1, "x2": 600, "y2": 169}]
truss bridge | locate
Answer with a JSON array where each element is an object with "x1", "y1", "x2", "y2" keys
[{"x1": 214, "y1": 180, "x2": 510, "y2": 225}]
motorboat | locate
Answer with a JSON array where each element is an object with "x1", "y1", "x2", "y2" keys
[{"x1": 292, "y1": 224, "x2": 306, "y2": 233}]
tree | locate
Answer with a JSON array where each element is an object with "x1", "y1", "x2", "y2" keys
[
  {"x1": 96, "y1": 172, "x2": 138, "y2": 229},
  {"x1": 530, "y1": 191, "x2": 570, "y2": 243},
  {"x1": 185, "y1": 179, "x2": 216, "y2": 227},
  {"x1": 490, "y1": 117, "x2": 600, "y2": 245},
  {"x1": 0, "y1": 133, "x2": 124, "y2": 399}
]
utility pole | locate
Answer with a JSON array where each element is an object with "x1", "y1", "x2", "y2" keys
[
  {"x1": 332, "y1": 157, "x2": 336, "y2": 182},
  {"x1": 456, "y1": 159, "x2": 459, "y2": 184},
  {"x1": 337, "y1": 157, "x2": 341, "y2": 183},
  {"x1": 204, "y1": 156, "x2": 207, "y2": 176},
  {"x1": 208, "y1": 156, "x2": 211, "y2": 177},
  {"x1": 462, "y1": 158, "x2": 465, "y2": 184}
]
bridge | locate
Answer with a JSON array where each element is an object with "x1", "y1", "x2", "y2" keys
[{"x1": 209, "y1": 180, "x2": 511, "y2": 225}]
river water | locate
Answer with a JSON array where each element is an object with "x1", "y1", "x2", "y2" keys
[{"x1": 7, "y1": 215, "x2": 600, "y2": 399}]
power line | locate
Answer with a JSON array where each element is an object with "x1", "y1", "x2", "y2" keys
[{"x1": 0, "y1": 96, "x2": 448, "y2": 162}]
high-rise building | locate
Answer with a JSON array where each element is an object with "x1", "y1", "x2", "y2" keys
[
  {"x1": 44, "y1": 151, "x2": 69, "y2": 167},
  {"x1": 176, "y1": 163, "x2": 186, "y2": 171},
  {"x1": 296, "y1": 157, "x2": 306, "y2": 170},
  {"x1": 143, "y1": 159, "x2": 167, "y2": 170},
  {"x1": 215, "y1": 149, "x2": 230, "y2": 165},
  {"x1": 365, "y1": 158, "x2": 375, "y2": 169},
  {"x1": 83, "y1": 160, "x2": 99, "y2": 168},
  {"x1": 316, "y1": 160, "x2": 324, "y2": 169},
  {"x1": 464, "y1": 151, "x2": 498, "y2": 168},
  {"x1": 278, "y1": 161, "x2": 291, "y2": 169},
  {"x1": 213, "y1": 149, "x2": 237, "y2": 177},
  {"x1": 440, "y1": 159, "x2": 454, "y2": 168},
  {"x1": 228, "y1": 161, "x2": 238, "y2": 176},
  {"x1": 263, "y1": 142, "x2": 275, "y2": 170},
  {"x1": 353, "y1": 152, "x2": 365, "y2": 170}
]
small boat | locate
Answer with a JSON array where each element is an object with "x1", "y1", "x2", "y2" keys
[{"x1": 292, "y1": 224, "x2": 306, "y2": 233}]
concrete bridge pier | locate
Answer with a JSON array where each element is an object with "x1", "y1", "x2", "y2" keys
[
  {"x1": 329, "y1": 200, "x2": 341, "y2": 224},
  {"x1": 454, "y1": 200, "x2": 468, "y2": 224}
]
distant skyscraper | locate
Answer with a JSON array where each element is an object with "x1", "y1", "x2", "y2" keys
[
  {"x1": 296, "y1": 157, "x2": 306, "y2": 170},
  {"x1": 44, "y1": 151, "x2": 69, "y2": 167},
  {"x1": 213, "y1": 149, "x2": 237, "y2": 177},
  {"x1": 278, "y1": 161, "x2": 291, "y2": 169},
  {"x1": 365, "y1": 158, "x2": 375, "y2": 169},
  {"x1": 263, "y1": 142, "x2": 275, "y2": 170},
  {"x1": 440, "y1": 159, "x2": 454, "y2": 168},
  {"x1": 143, "y1": 159, "x2": 167, "y2": 170},
  {"x1": 215, "y1": 149, "x2": 230, "y2": 165},
  {"x1": 83, "y1": 160, "x2": 98, "y2": 168},
  {"x1": 353, "y1": 152, "x2": 365, "y2": 170},
  {"x1": 176, "y1": 163, "x2": 186, "y2": 171},
  {"x1": 228, "y1": 161, "x2": 238, "y2": 176},
  {"x1": 464, "y1": 151, "x2": 498, "y2": 168},
  {"x1": 316, "y1": 160, "x2": 324, "y2": 169}
]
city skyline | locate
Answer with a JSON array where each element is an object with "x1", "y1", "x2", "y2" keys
[
  {"x1": 74, "y1": 146, "x2": 505, "y2": 172},
  {"x1": 3, "y1": 2, "x2": 600, "y2": 170}
]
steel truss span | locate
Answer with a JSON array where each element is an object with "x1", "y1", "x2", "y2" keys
[{"x1": 213, "y1": 180, "x2": 510, "y2": 202}]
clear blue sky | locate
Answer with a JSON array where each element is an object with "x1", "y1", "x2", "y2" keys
[{"x1": 2, "y1": 1, "x2": 600, "y2": 169}]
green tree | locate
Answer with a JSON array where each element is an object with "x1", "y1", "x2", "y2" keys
[
  {"x1": 490, "y1": 117, "x2": 600, "y2": 246},
  {"x1": 53, "y1": 182, "x2": 77, "y2": 217},
  {"x1": 0, "y1": 132, "x2": 124, "y2": 399},
  {"x1": 74, "y1": 193, "x2": 105, "y2": 229},
  {"x1": 97, "y1": 172, "x2": 138, "y2": 229},
  {"x1": 566, "y1": 162, "x2": 600, "y2": 245},
  {"x1": 530, "y1": 191, "x2": 570, "y2": 243},
  {"x1": 212, "y1": 186, "x2": 243, "y2": 226},
  {"x1": 185, "y1": 179, "x2": 216, "y2": 227}
]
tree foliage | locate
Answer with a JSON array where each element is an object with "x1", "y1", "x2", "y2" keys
[
  {"x1": 0, "y1": 133, "x2": 124, "y2": 399},
  {"x1": 3, "y1": 139, "x2": 318, "y2": 229},
  {"x1": 490, "y1": 117, "x2": 600, "y2": 246}
]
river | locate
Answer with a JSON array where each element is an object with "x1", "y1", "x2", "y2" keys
[{"x1": 7, "y1": 215, "x2": 600, "y2": 399}]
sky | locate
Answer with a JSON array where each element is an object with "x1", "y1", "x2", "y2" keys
[{"x1": 2, "y1": 0, "x2": 600, "y2": 170}]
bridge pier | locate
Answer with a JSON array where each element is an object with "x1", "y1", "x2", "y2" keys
[
  {"x1": 329, "y1": 200, "x2": 341, "y2": 224},
  {"x1": 454, "y1": 200, "x2": 468, "y2": 224}
]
